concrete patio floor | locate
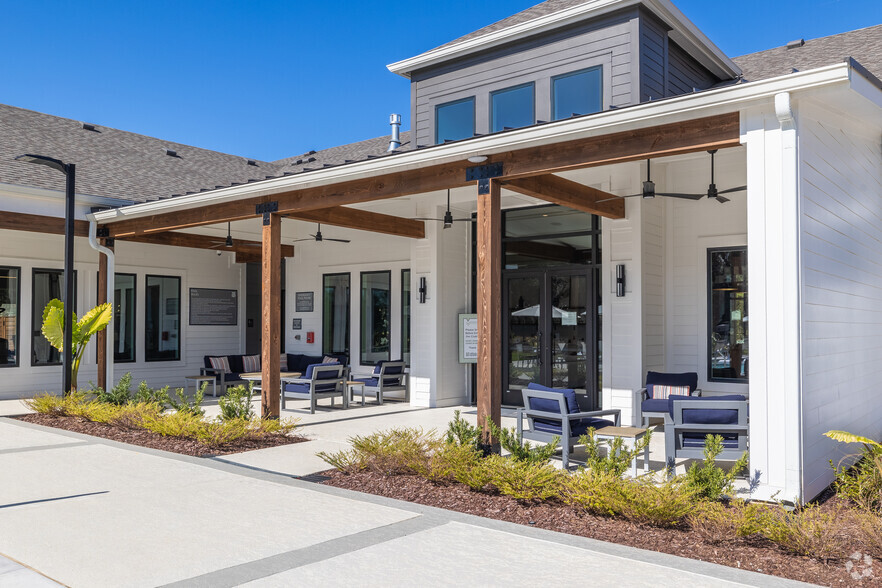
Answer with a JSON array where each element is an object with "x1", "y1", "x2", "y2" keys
[{"x1": 0, "y1": 412, "x2": 809, "y2": 588}]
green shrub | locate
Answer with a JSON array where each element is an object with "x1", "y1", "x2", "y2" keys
[
  {"x1": 218, "y1": 383, "x2": 256, "y2": 421},
  {"x1": 485, "y1": 417, "x2": 558, "y2": 465},
  {"x1": 689, "y1": 500, "x2": 776, "y2": 544},
  {"x1": 761, "y1": 503, "x2": 849, "y2": 561},
  {"x1": 24, "y1": 393, "x2": 71, "y2": 416},
  {"x1": 425, "y1": 442, "x2": 484, "y2": 485},
  {"x1": 484, "y1": 454, "x2": 563, "y2": 502},
  {"x1": 166, "y1": 383, "x2": 205, "y2": 416},
  {"x1": 445, "y1": 410, "x2": 481, "y2": 448},
  {"x1": 682, "y1": 434, "x2": 748, "y2": 500},
  {"x1": 826, "y1": 430, "x2": 882, "y2": 513},
  {"x1": 142, "y1": 410, "x2": 296, "y2": 446},
  {"x1": 579, "y1": 428, "x2": 652, "y2": 477},
  {"x1": 854, "y1": 511, "x2": 882, "y2": 559},
  {"x1": 94, "y1": 372, "x2": 133, "y2": 405},
  {"x1": 132, "y1": 380, "x2": 170, "y2": 406},
  {"x1": 318, "y1": 428, "x2": 441, "y2": 476}
]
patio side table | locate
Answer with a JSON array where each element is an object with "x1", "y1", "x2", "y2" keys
[
  {"x1": 346, "y1": 380, "x2": 366, "y2": 405},
  {"x1": 184, "y1": 374, "x2": 217, "y2": 398},
  {"x1": 593, "y1": 426, "x2": 650, "y2": 477}
]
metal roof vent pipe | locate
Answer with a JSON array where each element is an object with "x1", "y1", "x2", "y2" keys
[{"x1": 387, "y1": 113, "x2": 402, "y2": 152}]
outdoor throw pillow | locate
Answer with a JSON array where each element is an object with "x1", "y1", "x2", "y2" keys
[
  {"x1": 242, "y1": 355, "x2": 260, "y2": 372},
  {"x1": 651, "y1": 384, "x2": 691, "y2": 399},
  {"x1": 322, "y1": 356, "x2": 339, "y2": 364},
  {"x1": 208, "y1": 356, "x2": 231, "y2": 373}
]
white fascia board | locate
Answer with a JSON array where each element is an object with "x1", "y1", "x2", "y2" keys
[
  {"x1": 849, "y1": 65, "x2": 882, "y2": 111},
  {"x1": 0, "y1": 182, "x2": 131, "y2": 207},
  {"x1": 387, "y1": 0, "x2": 739, "y2": 80},
  {"x1": 92, "y1": 63, "x2": 852, "y2": 225}
]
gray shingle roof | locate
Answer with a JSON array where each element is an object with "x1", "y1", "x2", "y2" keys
[
  {"x1": 732, "y1": 24, "x2": 882, "y2": 82},
  {"x1": 273, "y1": 132, "x2": 412, "y2": 173},
  {"x1": 0, "y1": 103, "x2": 291, "y2": 204}
]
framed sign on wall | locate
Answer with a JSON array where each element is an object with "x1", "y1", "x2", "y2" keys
[
  {"x1": 459, "y1": 313, "x2": 478, "y2": 364},
  {"x1": 295, "y1": 291, "x2": 314, "y2": 312}
]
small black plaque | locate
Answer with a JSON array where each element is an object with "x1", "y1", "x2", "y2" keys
[{"x1": 189, "y1": 288, "x2": 238, "y2": 326}]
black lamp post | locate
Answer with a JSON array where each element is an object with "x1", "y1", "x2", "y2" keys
[{"x1": 15, "y1": 154, "x2": 76, "y2": 395}]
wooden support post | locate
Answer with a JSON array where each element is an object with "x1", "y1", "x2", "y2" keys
[
  {"x1": 96, "y1": 241, "x2": 112, "y2": 390},
  {"x1": 261, "y1": 214, "x2": 282, "y2": 418},
  {"x1": 476, "y1": 179, "x2": 502, "y2": 446}
]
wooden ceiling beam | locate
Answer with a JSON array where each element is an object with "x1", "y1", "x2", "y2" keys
[
  {"x1": 0, "y1": 211, "x2": 90, "y2": 237},
  {"x1": 502, "y1": 175, "x2": 625, "y2": 219},
  {"x1": 286, "y1": 206, "x2": 425, "y2": 239},
  {"x1": 104, "y1": 112, "x2": 739, "y2": 238},
  {"x1": 121, "y1": 231, "x2": 294, "y2": 257}
]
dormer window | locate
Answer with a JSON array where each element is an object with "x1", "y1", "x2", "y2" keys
[
  {"x1": 490, "y1": 83, "x2": 534, "y2": 133},
  {"x1": 552, "y1": 66, "x2": 602, "y2": 120},
  {"x1": 435, "y1": 97, "x2": 475, "y2": 144}
]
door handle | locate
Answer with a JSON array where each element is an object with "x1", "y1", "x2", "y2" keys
[{"x1": 537, "y1": 331, "x2": 543, "y2": 366}]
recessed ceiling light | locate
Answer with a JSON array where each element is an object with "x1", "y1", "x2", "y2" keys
[{"x1": 467, "y1": 155, "x2": 488, "y2": 163}]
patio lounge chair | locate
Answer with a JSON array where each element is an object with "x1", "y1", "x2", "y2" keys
[
  {"x1": 200, "y1": 354, "x2": 252, "y2": 393},
  {"x1": 635, "y1": 371, "x2": 700, "y2": 427},
  {"x1": 664, "y1": 394, "x2": 748, "y2": 474},
  {"x1": 282, "y1": 363, "x2": 347, "y2": 414},
  {"x1": 352, "y1": 360, "x2": 408, "y2": 404},
  {"x1": 517, "y1": 383, "x2": 621, "y2": 469}
]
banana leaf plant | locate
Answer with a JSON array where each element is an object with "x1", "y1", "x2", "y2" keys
[{"x1": 41, "y1": 299, "x2": 112, "y2": 394}]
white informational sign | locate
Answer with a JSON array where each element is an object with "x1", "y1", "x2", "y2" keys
[
  {"x1": 459, "y1": 314, "x2": 478, "y2": 364},
  {"x1": 562, "y1": 311, "x2": 577, "y2": 326}
]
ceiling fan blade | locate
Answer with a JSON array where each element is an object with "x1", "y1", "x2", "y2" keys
[
  {"x1": 715, "y1": 195, "x2": 730, "y2": 203},
  {"x1": 596, "y1": 193, "x2": 643, "y2": 204},
  {"x1": 413, "y1": 217, "x2": 445, "y2": 222},
  {"x1": 656, "y1": 192, "x2": 704, "y2": 200},
  {"x1": 717, "y1": 185, "x2": 747, "y2": 195},
  {"x1": 451, "y1": 218, "x2": 476, "y2": 222},
  {"x1": 292, "y1": 238, "x2": 314, "y2": 243},
  {"x1": 325, "y1": 238, "x2": 351, "y2": 243}
]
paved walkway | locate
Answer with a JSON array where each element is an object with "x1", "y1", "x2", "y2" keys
[{"x1": 0, "y1": 414, "x2": 815, "y2": 588}]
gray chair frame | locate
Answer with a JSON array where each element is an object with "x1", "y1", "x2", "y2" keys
[
  {"x1": 358, "y1": 361, "x2": 408, "y2": 404},
  {"x1": 635, "y1": 386, "x2": 701, "y2": 427},
  {"x1": 199, "y1": 367, "x2": 246, "y2": 394},
  {"x1": 516, "y1": 388, "x2": 621, "y2": 469},
  {"x1": 282, "y1": 364, "x2": 347, "y2": 414},
  {"x1": 665, "y1": 398, "x2": 749, "y2": 474}
]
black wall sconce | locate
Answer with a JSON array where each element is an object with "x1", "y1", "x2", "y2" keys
[
  {"x1": 616, "y1": 264, "x2": 626, "y2": 297},
  {"x1": 418, "y1": 276, "x2": 427, "y2": 303}
]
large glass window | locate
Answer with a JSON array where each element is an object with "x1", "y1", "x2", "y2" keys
[
  {"x1": 0, "y1": 267, "x2": 20, "y2": 367},
  {"x1": 435, "y1": 97, "x2": 475, "y2": 144},
  {"x1": 503, "y1": 206, "x2": 598, "y2": 270},
  {"x1": 113, "y1": 274, "x2": 136, "y2": 362},
  {"x1": 360, "y1": 271, "x2": 390, "y2": 365},
  {"x1": 401, "y1": 269, "x2": 411, "y2": 366},
  {"x1": 322, "y1": 273, "x2": 350, "y2": 357},
  {"x1": 491, "y1": 83, "x2": 534, "y2": 132},
  {"x1": 552, "y1": 67, "x2": 602, "y2": 120},
  {"x1": 145, "y1": 275, "x2": 180, "y2": 362},
  {"x1": 32, "y1": 269, "x2": 76, "y2": 366},
  {"x1": 708, "y1": 248, "x2": 748, "y2": 382}
]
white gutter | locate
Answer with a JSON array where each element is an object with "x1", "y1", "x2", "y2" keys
[
  {"x1": 387, "y1": 0, "x2": 739, "y2": 80},
  {"x1": 93, "y1": 62, "x2": 854, "y2": 226},
  {"x1": 88, "y1": 220, "x2": 114, "y2": 387}
]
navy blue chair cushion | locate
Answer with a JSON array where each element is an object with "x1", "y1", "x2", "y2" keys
[
  {"x1": 354, "y1": 376, "x2": 402, "y2": 387},
  {"x1": 286, "y1": 354, "x2": 325, "y2": 374},
  {"x1": 526, "y1": 383, "x2": 579, "y2": 414},
  {"x1": 641, "y1": 398, "x2": 670, "y2": 414},
  {"x1": 285, "y1": 381, "x2": 338, "y2": 394},
  {"x1": 668, "y1": 394, "x2": 747, "y2": 424},
  {"x1": 683, "y1": 434, "x2": 740, "y2": 448},
  {"x1": 533, "y1": 417, "x2": 616, "y2": 437},
  {"x1": 228, "y1": 355, "x2": 245, "y2": 374},
  {"x1": 371, "y1": 360, "x2": 404, "y2": 375},
  {"x1": 303, "y1": 363, "x2": 340, "y2": 380},
  {"x1": 645, "y1": 371, "x2": 698, "y2": 396}
]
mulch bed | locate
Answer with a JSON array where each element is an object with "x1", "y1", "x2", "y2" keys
[
  {"x1": 16, "y1": 413, "x2": 307, "y2": 457},
  {"x1": 323, "y1": 470, "x2": 881, "y2": 586}
]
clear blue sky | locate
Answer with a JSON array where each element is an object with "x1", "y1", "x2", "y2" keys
[{"x1": 2, "y1": 0, "x2": 879, "y2": 161}]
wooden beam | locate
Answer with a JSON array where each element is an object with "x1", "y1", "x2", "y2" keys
[
  {"x1": 121, "y1": 231, "x2": 294, "y2": 257},
  {"x1": 286, "y1": 207, "x2": 425, "y2": 239},
  {"x1": 261, "y1": 214, "x2": 282, "y2": 419},
  {"x1": 503, "y1": 175, "x2": 625, "y2": 219},
  {"x1": 505, "y1": 239, "x2": 586, "y2": 264},
  {"x1": 96, "y1": 241, "x2": 113, "y2": 391},
  {"x1": 0, "y1": 211, "x2": 89, "y2": 236},
  {"x1": 476, "y1": 179, "x2": 502, "y2": 446},
  {"x1": 104, "y1": 113, "x2": 739, "y2": 238}
]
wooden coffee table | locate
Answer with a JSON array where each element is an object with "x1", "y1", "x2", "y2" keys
[
  {"x1": 184, "y1": 374, "x2": 217, "y2": 397},
  {"x1": 594, "y1": 426, "x2": 650, "y2": 477}
]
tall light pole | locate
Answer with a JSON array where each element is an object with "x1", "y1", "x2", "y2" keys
[{"x1": 15, "y1": 154, "x2": 76, "y2": 395}]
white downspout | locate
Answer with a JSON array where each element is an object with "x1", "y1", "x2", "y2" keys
[{"x1": 88, "y1": 219, "x2": 115, "y2": 387}]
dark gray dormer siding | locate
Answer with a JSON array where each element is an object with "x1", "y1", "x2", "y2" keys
[{"x1": 409, "y1": 7, "x2": 728, "y2": 146}]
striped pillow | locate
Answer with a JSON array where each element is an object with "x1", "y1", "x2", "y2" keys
[
  {"x1": 208, "y1": 356, "x2": 231, "y2": 373},
  {"x1": 650, "y1": 384, "x2": 691, "y2": 400},
  {"x1": 322, "y1": 356, "x2": 339, "y2": 364},
  {"x1": 242, "y1": 355, "x2": 261, "y2": 372}
]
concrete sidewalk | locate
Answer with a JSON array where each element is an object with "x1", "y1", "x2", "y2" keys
[{"x1": 0, "y1": 417, "x2": 815, "y2": 588}]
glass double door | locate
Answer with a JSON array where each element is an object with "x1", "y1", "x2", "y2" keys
[{"x1": 504, "y1": 268, "x2": 595, "y2": 409}]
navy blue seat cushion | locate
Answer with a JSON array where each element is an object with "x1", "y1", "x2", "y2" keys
[
  {"x1": 371, "y1": 360, "x2": 404, "y2": 375},
  {"x1": 668, "y1": 394, "x2": 747, "y2": 424},
  {"x1": 303, "y1": 363, "x2": 341, "y2": 380},
  {"x1": 526, "y1": 382, "x2": 579, "y2": 414},
  {"x1": 682, "y1": 433, "x2": 740, "y2": 448},
  {"x1": 641, "y1": 398, "x2": 670, "y2": 414},
  {"x1": 354, "y1": 377, "x2": 402, "y2": 387},
  {"x1": 645, "y1": 371, "x2": 698, "y2": 397},
  {"x1": 284, "y1": 381, "x2": 339, "y2": 394},
  {"x1": 533, "y1": 417, "x2": 616, "y2": 437}
]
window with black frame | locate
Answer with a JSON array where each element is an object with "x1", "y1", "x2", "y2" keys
[
  {"x1": 0, "y1": 267, "x2": 20, "y2": 367},
  {"x1": 145, "y1": 275, "x2": 180, "y2": 362},
  {"x1": 552, "y1": 66, "x2": 602, "y2": 120},
  {"x1": 435, "y1": 97, "x2": 475, "y2": 144},
  {"x1": 708, "y1": 248, "x2": 748, "y2": 382},
  {"x1": 32, "y1": 269, "x2": 76, "y2": 366},
  {"x1": 401, "y1": 269, "x2": 411, "y2": 365},
  {"x1": 113, "y1": 274, "x2": 136, "y2": 362},
  {"x1": 360, "y1": 271, "x2": 390, "y2": 366},
  {"x1": 322, "y1": 273, "x2": 350, "y2": 357}
]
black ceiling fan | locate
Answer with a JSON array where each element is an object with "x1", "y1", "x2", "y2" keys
[
  {"x1": 414, "y1": 189, "x2": 475, "y2": 229},
  {"x1": 209, "y1": 222, "x2": 260, "y2": 249},
  {"x1": 293, "y1": 223, "x2": 350, "y2": 244}
]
